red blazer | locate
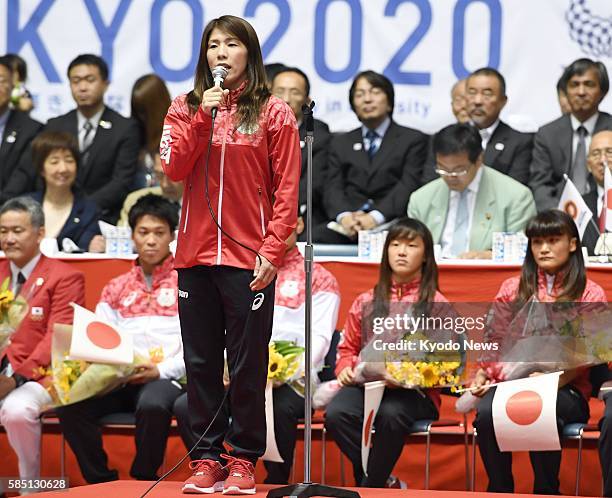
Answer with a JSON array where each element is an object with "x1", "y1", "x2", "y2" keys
[{"x1": 2, "y1": 255, "x2": 85, "y2": 383}]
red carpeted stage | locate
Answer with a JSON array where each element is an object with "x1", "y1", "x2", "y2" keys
[{"x1": 32, "y1": 482, "x2": 597, "y2": 497}]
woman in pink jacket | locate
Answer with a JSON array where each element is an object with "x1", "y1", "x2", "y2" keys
[
  {"x1": 471, "y1": 209, "x2": 607, "y2": 494},
  {"x1": 325, "y1": 217, "x2": 448, "y2": 487},
  {"x1": 160, "y1": 15, "x2": 300, "y2": 495}
]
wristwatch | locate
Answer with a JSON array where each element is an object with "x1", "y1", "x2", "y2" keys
[{"x1": 11, "y1": 373, "x2": 27, "y2": 389}]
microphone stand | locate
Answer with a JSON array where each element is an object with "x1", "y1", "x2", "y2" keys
[{"x1": 267, "y1": 103, "x2": 359, "y2": 498}]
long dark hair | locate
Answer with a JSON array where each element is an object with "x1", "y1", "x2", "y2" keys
[
  {"x1": 516, "y1": 209, "x2": 586, "y2": 307},
  {"x1": 131, "y1": 74, "x2": 172, "y2": 154},
  {"x1": 369, "y1": 218, "x2": 439, "y2": 321},
  {"x1": 187, "y1": 15, "x2": 270, "y2": 131}
]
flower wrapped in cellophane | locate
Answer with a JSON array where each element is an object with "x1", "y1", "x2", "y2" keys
[
  {"x1": 268, "y1": 340, "x2": 304, "y2": 386},
  {"x1": 484, "y1": 297, "x2": 612, "y2": 381},
  {"x1": 353, "y1": 302, "x2": 465, "y2": 390},
  {"x1": 49, "y1": 323, "x2": 136, "y2": 406},
  {"x1": 0, "y1": 277, "x2": 29, "y2": 355}
]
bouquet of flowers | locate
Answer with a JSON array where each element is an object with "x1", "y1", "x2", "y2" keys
[
  {"x1": 49, "y1": 324, "x2": 136, "y2": 406},
  {"x1": 0, "y1": 277, "x2": 29, "y2": 355},
  {"x1": 268, "y1": 340, "x2": 304, "y2": 385},
  {"x1": 354, "y1": 325, "x2": 464, "y2": 390},
  {"x1": 383, "y1": 329, "x2": 462, "y2": 389}
]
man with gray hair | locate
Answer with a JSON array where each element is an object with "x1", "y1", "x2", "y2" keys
[{"x1": 0, "y1": 197, "x2": 84, "y2": 486}]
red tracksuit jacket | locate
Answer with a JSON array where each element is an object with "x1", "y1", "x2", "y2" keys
[{"x1": 160, "y1": 84, "x2": 300, "y2": 270}]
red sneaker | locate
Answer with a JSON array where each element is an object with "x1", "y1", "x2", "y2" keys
[
  {"x1": 222, "y1": 454, "x2": 256, "y2": 495},
  {"x1": 183, "y1": 459, "x2": 228, "y2": 494}
]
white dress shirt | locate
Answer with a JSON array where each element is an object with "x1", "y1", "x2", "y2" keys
[
  {"x1": 597, "y1": 184, "x2": 605, "y2": 218},
  {"x1": 570, "y1": 112, "x2": 598, "y2": 163},
  {"x1": 441, "y1": 167, "x2": 484, "y2": 258},
  {"x1": 478, "y1": 119, "x2": 500, "y2": 150},
  {"x1": 9, "y1": 253, "x2": 41, "y2": 294}
]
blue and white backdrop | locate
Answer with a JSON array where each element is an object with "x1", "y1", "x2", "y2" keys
[{"x1": 1, "y1": 0, "x2": 612, "y2": 133}]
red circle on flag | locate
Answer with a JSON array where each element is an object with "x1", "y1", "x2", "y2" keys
[
  {"x1": 607, "y1": 192, "x2": 612, "y2": 210},
  {"x1": 86, "y1": 321, "x2": 121, "y2": 349},
  {"x1": 363, "y1": 410, "x2": 374, "y2": 447},
  {"x1": 505, "y1": 390, "x2": 543, "y2": 425},
  {"x1": 563, "y1": 201, "x2": 578, "y2": 220}
]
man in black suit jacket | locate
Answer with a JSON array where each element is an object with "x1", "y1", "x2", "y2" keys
[
  {"x1": 44, "y1": 54, "x2": 139, "y2": 222},
  {"x1": 319, "y1": 71, "x2": 427, "y2": 243},
  {"x1": 423, "y1": 68, "x2": 533, "y2": 185},
  {"x1": 530, "y1": 58, "x2": 612, "y2": 210},
  {"x1": 581, "y1": 130, "x2": 612, "y2": 254},
  {"x1": 0, "y1": 57, "x2": 42, "y2": 201},
  {"x1": 270, "y1": 67, "x2": 331, "y2": 230}
]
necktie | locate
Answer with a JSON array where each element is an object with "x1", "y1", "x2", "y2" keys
[
  {"x1": 572, "y1": 126, "x2": 588, "y2": 194},
  {"x1": 479, "y1": 128, "x2": 490, "y2": 149},
  {"x1": 14, "y1": 271, "x2": 26, "y2": 296},
  {"x1": 451, "y1": 189, "x2": 470, "y2": 257},
  {"x1": 365, "y1": 129, "x2": 379, "y2": 160},
  {"x1": 81, "y1": 120, "x2": 94, "y2": 152},
  {"x1": 600, "y1": 193, "x2": 607, "y2": 233}
]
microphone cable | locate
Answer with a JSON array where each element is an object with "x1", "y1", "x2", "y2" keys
[{"x1": 139, "y1": 102, "x2": 264, "y2": 498}]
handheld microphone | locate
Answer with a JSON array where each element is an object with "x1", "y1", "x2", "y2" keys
[{"x1": 211, "y1": 66, "x2": 228, "y2": 119}]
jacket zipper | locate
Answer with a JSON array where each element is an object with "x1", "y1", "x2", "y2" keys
[
  {"x1": 216, "y1": 111, "x2": 229, "y2": 265},
  {"x1": 258, "y1": 187, "x2": 265, "y2": 237},
  {"x1": 182, "y1": 177, "x2": 191, "y2": 233}
]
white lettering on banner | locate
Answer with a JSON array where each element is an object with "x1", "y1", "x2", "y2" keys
[
  {"x1": 3, "y1": 0, "x2": 612, "y2": 133},
  {"x1": 178, "y1": 289, "x2": 189, "y2": 299},
  {"x1": 160, "y1": 125, "x2": 172, "y2": 164}
]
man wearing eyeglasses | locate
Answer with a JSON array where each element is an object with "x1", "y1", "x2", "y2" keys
[
  {"x1": 408, "y1": 123, "x2": 536, "y2": 259},
  {"x1": 320, "y1": 70, "x2": 427, "y2": 243},
  {"x1": 582, "y1": 130, "x2": 612, "y2": 254}
]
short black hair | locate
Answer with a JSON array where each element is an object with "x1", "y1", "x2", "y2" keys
[
  {"x1": 433, "y1": 123, "x2": 483, "y2": 163},
  {"x1": 349, "y1": 70, "x2": 394, "y2": 114},
  {"x1": 273, "y1": 66, "x2": 311, "y2": 96},
  {"x1": 0, "y1": 56, "x2": 13, "y2": 76},
  {"x1": 264, "y1": 63, "x2": 288, "y2": 85},
  {"x1": 561, "y1": 58, "x2": 609, "y2": 97},
  {"x1": 468, "y1": 67, "x2": 506, "y2": 97},
  {"x1": 5, "y1": 53, "x2": 27, "y2": 81},
  {"x1": 67, "y1": 54, "x2": 109, "y2": 81},
  {"x1": 128, "y1": 194, "x2": 178, "y2": 233}
]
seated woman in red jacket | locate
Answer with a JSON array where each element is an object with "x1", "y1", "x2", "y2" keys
[
  {"x1": 325, "y1": 217, "x2": 448, "y2": 487},
  {"x1": 471, "y1": 209, "x2": 607, "y2": 495}
]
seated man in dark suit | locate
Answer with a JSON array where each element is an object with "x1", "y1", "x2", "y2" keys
[
  {"x1": 319, "y1": 70, "x2": 427, "y2": 243},
  {"x1": 0, "y1": 56, "x2": 42, "y2": 201},
  {"x1": 582, "y1": 130, "x2": 612, "y2": 254},
  {"x1": 270, "y1": 67, "x2": 331, "y2": 231},
  {"x1": 43, "y1": 54, "x2": 140, "y2": 222},
  {"x1": 530, "y1": 58, "x2": 612, "y2": 210},
  {"x1": 423, "y1": 68, "x2": 533, "y2": 185}
]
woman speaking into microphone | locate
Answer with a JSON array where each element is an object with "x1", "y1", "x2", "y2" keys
[{"x1": 161, "y1": 15, "x2": 300, "y2": 495}]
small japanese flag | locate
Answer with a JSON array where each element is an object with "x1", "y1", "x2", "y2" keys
[
  {"x1": 69, "y1": 303, "x2": 133, "y2": 364},
  {"x1": 361, "y1": 381, "x2": 385, "y2": 474},
  {"x1": 559, "y1": 175, "x2": 593, "y2": 238},
  {"x1": 492, "y1": 371, "x2": 562, "y2": 452},
  {"x1": 604, "y1": 163, "x2": 612, "y2": 232}
]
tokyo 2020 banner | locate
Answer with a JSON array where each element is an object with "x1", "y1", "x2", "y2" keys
[{"x1": 1, "y1": 0, "x2": 611, "y2": 133}]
